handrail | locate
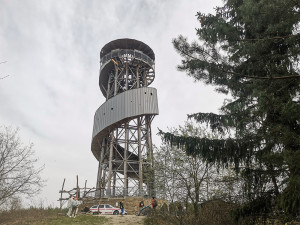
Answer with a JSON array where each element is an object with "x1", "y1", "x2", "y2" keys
[{"x1": 100, "y1": 49, "x2": 154, "y2": 70}]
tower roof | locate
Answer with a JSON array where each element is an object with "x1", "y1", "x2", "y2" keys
[{"x1": 100, "y1": 38, "x2": 155, "y2": 60}]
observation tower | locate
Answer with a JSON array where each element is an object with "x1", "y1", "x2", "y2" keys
[{"x1": 91, "y1": 38, "x2": 159, "y2": 197}]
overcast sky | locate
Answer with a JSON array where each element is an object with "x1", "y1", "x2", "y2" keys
[{"x1": 0, "y1": 0, "x2": 225, "y2": 207}]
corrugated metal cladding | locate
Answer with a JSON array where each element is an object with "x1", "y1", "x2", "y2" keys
[{"x1": 92, "y1": 87, "x2": 159, "y2": 138}]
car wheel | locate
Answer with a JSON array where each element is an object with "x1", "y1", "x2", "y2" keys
[{"x1": 113, "y1": 210, "x2": 119, "y2": 215}]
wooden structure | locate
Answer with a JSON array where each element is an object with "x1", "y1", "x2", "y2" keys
[
  {"x1": 58, "y1": 176, "x2": 103, "y2": 210},
  {"x1": 91, "y1": 39, "x2": 159, "y2": 197}
]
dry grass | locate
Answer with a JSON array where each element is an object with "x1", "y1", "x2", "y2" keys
[
  {"x1": 0, "y1": 208, "x2": 108, "y2": 225},
  {"x1": 144, "y1": 201, "x2": 300, "y2": 225}
]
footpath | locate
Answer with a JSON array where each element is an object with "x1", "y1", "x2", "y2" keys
[{"x1": 99, "y1": 215, "x2": 145, "y2": 225}]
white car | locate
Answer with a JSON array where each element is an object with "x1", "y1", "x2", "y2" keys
[{"x1": 90, "y1": 204, "x2": 127, "y2": 215}]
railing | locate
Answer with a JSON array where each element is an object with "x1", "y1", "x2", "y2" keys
[
  {"x1": 100, "y1": 49, "x2": 154, "y2": 70},
  {"x1": 100, "y1": 186, "x2": 153, "y2": 198}
]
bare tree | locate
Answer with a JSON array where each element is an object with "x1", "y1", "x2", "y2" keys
[
  {"x1": 156, "y1": 122, "x2": 220, "y2": 213},
  {"x1": 0, "y1": 126, "x2": 44, "y2": 207},
  {"x1": 0, "y1": 61, "x2": 9, "y2": 80},
  {"x1": 154, "y1": 144, "x2": 184, "y2": 203},
  {"x1": 156, "y1": 144, "x2": 214, "y2": 211}
]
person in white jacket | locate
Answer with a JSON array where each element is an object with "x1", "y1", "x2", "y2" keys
[
  {"x1": 71, "y1": 196, "x2": 81, "y2": 218},
  {"x1": 66, "y1": 195, "x2": 75, "y2": 217}
]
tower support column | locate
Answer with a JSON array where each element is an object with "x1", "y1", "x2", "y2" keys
[
  {"x1": 138, "y1": 117, "x2": 143, "y2": 196},
  {"x1": 123, "y1": 122, "x2": 129, "y2": 196},
  {"x1": 107, "y1": 132, "x2": 114, "y2": 197},
  {"x1": 96, "y1": 138, "x2": 105, "y2": 196}
]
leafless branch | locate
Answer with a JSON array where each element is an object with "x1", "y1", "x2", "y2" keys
[
  {"x1": 0, "y1": 75, "x2": 10, "y2": 80},
  {"x1": 0, "y1": 126, "x2": 45, "y2": 208}
]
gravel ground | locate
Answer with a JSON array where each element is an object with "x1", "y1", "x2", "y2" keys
[{"x1": 98, "y1": 215, "x2": 145, "y2": 225}]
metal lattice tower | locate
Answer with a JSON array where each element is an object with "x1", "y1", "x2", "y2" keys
[{"x1": 91, "y1": 38, "x2": 159, "y2": 197}]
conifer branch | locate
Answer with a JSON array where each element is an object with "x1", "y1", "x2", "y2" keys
[
  {"x1": 222, "y1": 69, "x2": 300, "y2": 80},
  {"x1": 239, "y1": 34, "x2": 299, "y2": 42},
  {"x1": 242, "y1": 74, "x2": 300, "y2": 79},
  {"x1": 177, "y1": 48, "x2": 300, "y2": 80}
]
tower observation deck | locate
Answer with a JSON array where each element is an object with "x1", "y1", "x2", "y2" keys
[{"x1": 92, "y1": 38, "x2": 159, "y2": 197}]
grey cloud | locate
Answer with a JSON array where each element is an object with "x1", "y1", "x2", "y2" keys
[{"x1": 0, "y1": 0, "x2": 223, "y2": 206}]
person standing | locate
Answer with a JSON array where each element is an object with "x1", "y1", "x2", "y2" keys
[
  {"x1": 151, "y1": 197, "x2": 157, "y2": 209},
  {"x1": 120, "y1": 200, "x2": 124, "y2": 216},
  {"x1": 178, "y1": 203, "x2": 183, "y2": 216},
  {"x1": 66, "y1": 195, "x2": 74, "y2": 217},
  {"x1": 71, "y1": 196, "x2": 80, "y2": 218}
]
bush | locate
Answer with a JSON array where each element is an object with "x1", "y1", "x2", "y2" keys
[{"x1": 145, "y1": 200, "x2": 237, "y2": 225}]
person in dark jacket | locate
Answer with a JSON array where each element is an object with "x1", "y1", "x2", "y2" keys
[
  {"x1": 120, "y1": 200, "x2": 124, "y2": 216},
  {"x1": 139, "y1": 200, "x2": 144, "y2": 208},
  {"x1": 151, "y1": 197, "x2": 157, "y2": 209}
]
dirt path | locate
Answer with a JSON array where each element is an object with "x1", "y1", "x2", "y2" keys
[{"x1": 98, "y1": 215, "x2": 145, "y2": 225}]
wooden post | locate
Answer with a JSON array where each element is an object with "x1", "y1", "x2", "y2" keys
[
  {"x1": 136, "y1": 65, "x2": 140, "y2": 88},
  {"x1": 113, "y1": 172, "x2": 116, "y2": 197},
  {"x1": 98, "y1": 182, "x2": 102, "y2": 215},
  {"x1": 76, "y1": 175, "x2": 79, "y2": 198},
  {"x1": 96, "y1": 138, "x2": 105, "y2": 194},
  {"x1": 114, "y1": 64, "x2": 118, "y2": 96},
  {"x1": 146, "y1": 115, "x2": 154, "y2": 196},
  {"x1": 101, "y1": 165, "x2": 107, "y2": 196},
  {"x1": 60, "y1": 178, "x2": 65, "y2": 211},
  {"x1": 125, "y1": 62, "x2": 128, "y2": 90},
  {"x1": 138, "y1": 117, "x2": 143, "y2": 196},
  {"x1": 124, "y1": 122, "x2": 129, "y2": 196},
  {"x1": 106, "y1": 74, "x2": 111, "y2": 100},
  {"x1": 84, "y1": 180, "x2": 87, "y2": 198},
  {"x1": 107, "y1": 132, "x2": 114, "y2": 196}
]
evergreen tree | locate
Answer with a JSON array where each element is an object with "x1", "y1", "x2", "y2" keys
[{"x1": 160, "y1": 0, "x2": 300, "y2": 216}]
